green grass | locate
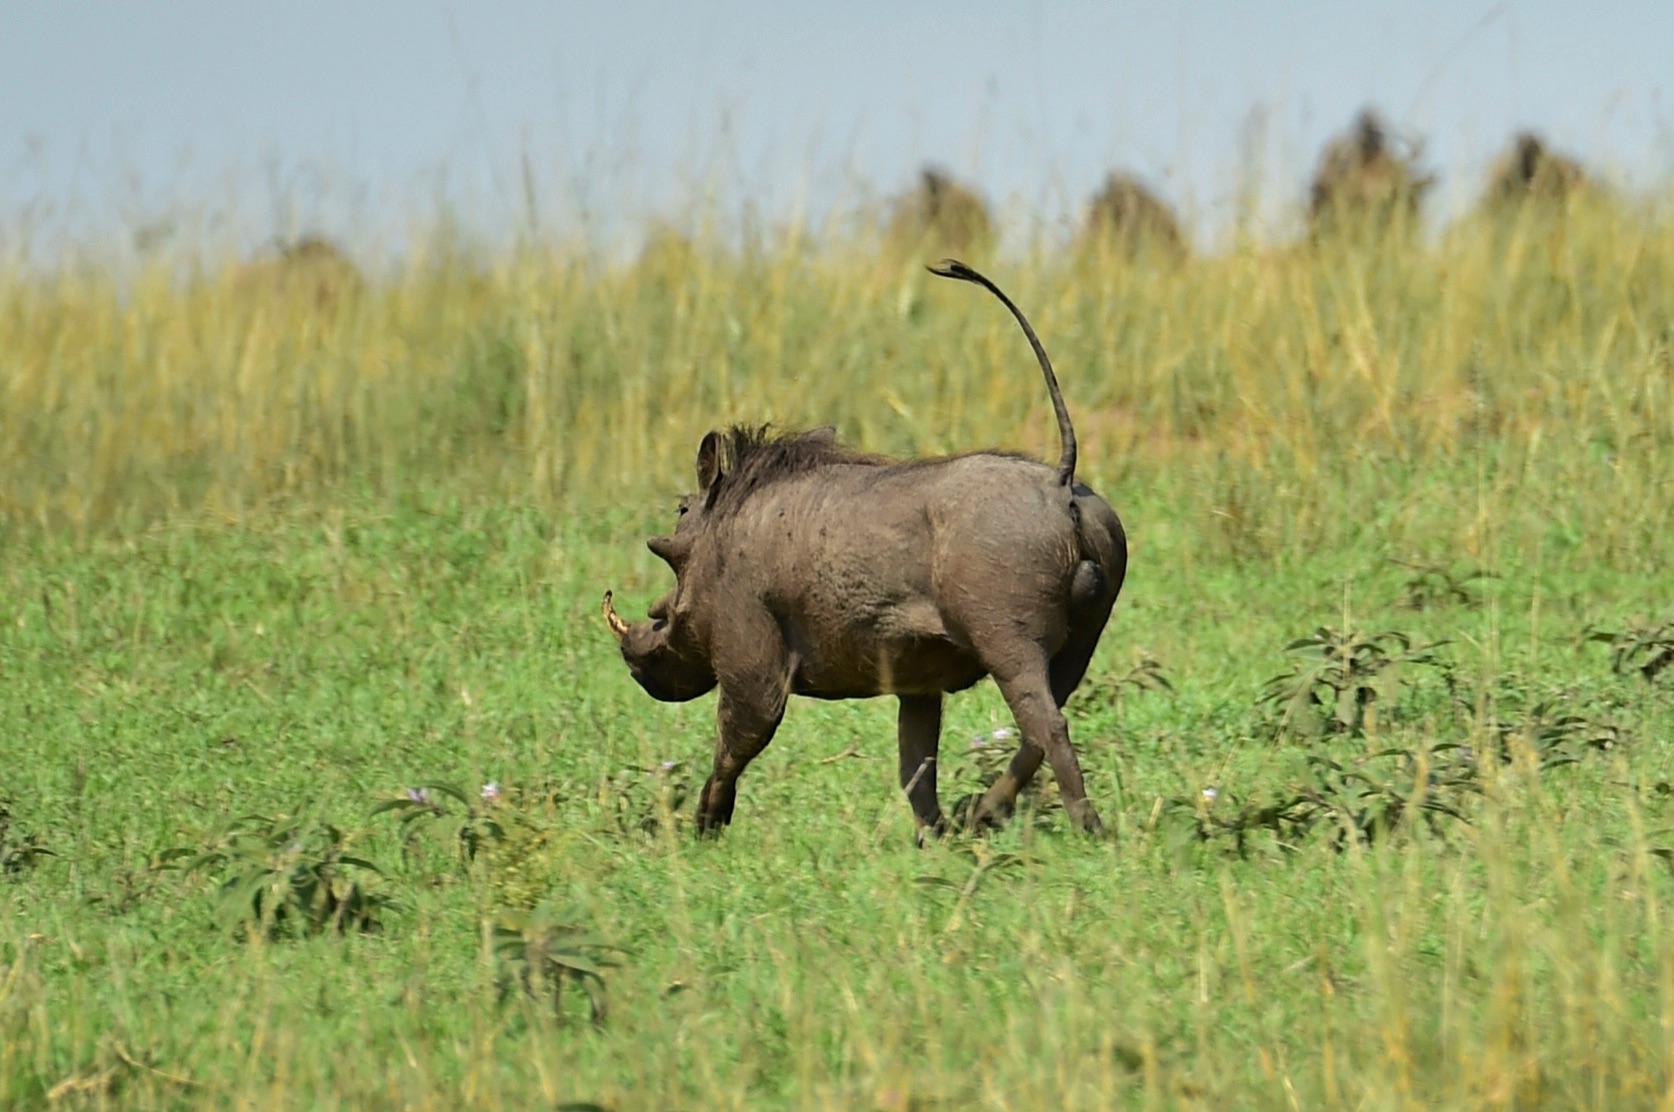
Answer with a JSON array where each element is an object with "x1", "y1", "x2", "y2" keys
[
  {"x1": 4, "y1": 471, "x2": 1674, "y2": 1108},
  {"x1": 4, "y1": 199, "x2": 1674, "y2": 1107}
]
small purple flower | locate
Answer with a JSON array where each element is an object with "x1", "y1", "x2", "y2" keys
[
  {"x1": 659, "y1": 759, "x2": 679, "y2": 773},
  {"x1": 991, "y1": 727, "x2": 1016, "y2": 742},
  {"x1": 405, "y1": 787, "x2": 433, "y2": 806},
  {"x1": 970, "y1": 734, "x2": 989, "y2": 749},
  {"x1": 480, "y1": 782, "x2": 501, "y2": 804},
  {"x1": 1201, "y1": 787, "x2": 1219, "y2": 804}
]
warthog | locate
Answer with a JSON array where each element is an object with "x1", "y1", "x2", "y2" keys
[
  {"x1": 1307, "y1": 108, "x2": 1433, "y2": 238},
  {"x1": 884, "y1": 167, "x2": 995, "y2": 259},
  {"x1": 232, "y1": 235, "x2": 364, "y2": 310},
  {"x1": 1079, "y1": 172, "x2": 1188, "y2": 262},
  {"x1": 604, "y1": 261, "x2": 1126, "y2": 838},
  {"x1": 1482, "y1": 131, "x2": 1595, "y2": 209}
]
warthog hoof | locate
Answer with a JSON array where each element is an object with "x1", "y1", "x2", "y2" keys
[
  {"x1": 950, "y1": 792, "x2": 1013, "y2": 834},
  {"x1": 1066, "y1": 799, "x2": 1107, "y2": 838},
  {"x1": 913, "y1": 815, "x2": 951, "y2": 848}
]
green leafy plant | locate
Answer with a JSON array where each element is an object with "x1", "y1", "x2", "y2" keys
[
  {"x1": 1159, "y1": 787, "x2": 1317, "y2": 858},
  {"x1": 1075, "y1": 651, "x2": 1175, "y2": 718},
  {"x1": 1586, "y1": 619, "x2": 1674, "y2": 681},
  {"x1": 598, "y1": 761, "x2": 694, "y2": 837},
  {"x1": 1112, "y1": 652, "x2": 1174, "y2": 699},
  {"x1": 188, "y1": 811, "x2": 391, "y2": 938},
  {"x1": 1392, "y1": 558, "x2": 1496, "y2": 610},
  {"x1": 1487, "y1": 697, "x2": 1630, "y2": 769},
  {"x1": 914, "y1": 844, "x2": 1027, "y2": 931},
  {"x1": 1165, "y1": 741, "x2": 1482, "y2": 856},
  {"x1": 476, "y1": 817, "x2": 574, "y2": 912},
  {"x1": 0, "y1": 798, "x2": 51, "y2": 875},
  {"x1": 372, "y1": 779, "x2": 587, "y2": 909},
  {"x1": 86, "y1": 847, "x2": 194, "y2": 914},
  {"x1": 1169, "y1": 691, "x2": 1632, "y2": 859},
  {"x1": 1258, "y1": 626, "x2": 1449, "y2": 738},
  {"x1": 371, "y1": 782, "x2": 506, "y2": 868},
  {"x1": 1298, "y1": 746, "x2": 1480, "y2": 845},
  {"x1": 493, "y1": 901, "x2": 624, "y2": 1025}
]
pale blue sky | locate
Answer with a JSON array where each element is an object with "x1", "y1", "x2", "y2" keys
[{"x1": 2, "y1": 1, "x2": 1671, "y2": 260}]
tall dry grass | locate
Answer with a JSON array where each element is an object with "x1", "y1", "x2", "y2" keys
[{"x1": 2, "y1": 195, "x2": 1671, "y2": 539}]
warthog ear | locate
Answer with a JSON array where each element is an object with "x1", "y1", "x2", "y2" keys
[
  {"x1": 696, "y1": 430, "x2": 724, "y2": 490},
  {"x1": 647, "y1": 534, "x2": 691, "y2": 570},
  {"x1": 696, "y1": 430, "x2": 726, "y2": 508}
]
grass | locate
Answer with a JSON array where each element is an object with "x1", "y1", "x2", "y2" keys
[{"x1": 3, "y1": 195, "x2": 1674, "y2": 1107}]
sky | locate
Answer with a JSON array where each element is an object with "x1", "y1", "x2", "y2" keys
[{"x1": 2, "y1": 0, "x2": 1671, "y2": 262}]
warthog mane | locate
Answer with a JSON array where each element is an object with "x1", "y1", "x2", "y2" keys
[{"x1": 698, "y1": 425, "x2": 887, "y2": 517}]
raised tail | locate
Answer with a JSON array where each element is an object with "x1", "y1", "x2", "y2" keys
[{"x1": 928, "y1": 259, "x2": 1076, "y2": 487}]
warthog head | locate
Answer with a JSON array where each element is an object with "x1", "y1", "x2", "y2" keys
[
  {"x1": 604, "y1": 422, "x2": 869, "y2": 702},
  {"x1": 605, "y1": 262, "x2": 1127, "y2": 840}
]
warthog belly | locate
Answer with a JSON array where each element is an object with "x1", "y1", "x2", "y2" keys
[{"x1": 789, "y1": 634, "x2": 988, "y2": 699}]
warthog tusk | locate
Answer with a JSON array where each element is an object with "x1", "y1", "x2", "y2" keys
[{"x1": 602, "y1": 590, "x2": 629, "y2": 641}]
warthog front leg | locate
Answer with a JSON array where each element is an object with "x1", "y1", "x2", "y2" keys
[
  {"x1": 897, "y1": 694, "x2": 946, "y2": 840},
  {"x1": 697, "y1": 684, "x2": 787, "y2": 834}
]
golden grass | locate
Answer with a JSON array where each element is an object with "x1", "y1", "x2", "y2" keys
[{"x1": 1, "y1": 196, "x2": 1670, "y2": 536}]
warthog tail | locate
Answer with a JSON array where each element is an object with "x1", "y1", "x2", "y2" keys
[{"x1": 928, "y1": 259, "x2": 1077, "y2": 487}]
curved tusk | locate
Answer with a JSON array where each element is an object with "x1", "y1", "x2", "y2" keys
[{"x1": 602, "y1": 590, "x2": 629, "y2": 642}]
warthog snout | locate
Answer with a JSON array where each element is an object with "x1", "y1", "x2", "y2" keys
[{"x1": 602, "y1": 590, "x2": 717, "y2": 704}]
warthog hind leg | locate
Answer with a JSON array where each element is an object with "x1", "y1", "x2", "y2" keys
[
  {"x1": 897, "y1": 694, "x2": 946, "y2": 840},
  {"x1": 964, "y1": 740, "x2": 1045, "y2": 831},
  {"x1": 969, "y1": 645, "x2": 1106, "y2": 835}
]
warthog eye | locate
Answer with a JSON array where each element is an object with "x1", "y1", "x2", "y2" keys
[{"x1": 677, "y1": 498, "x2": 691, "y2": 517}]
